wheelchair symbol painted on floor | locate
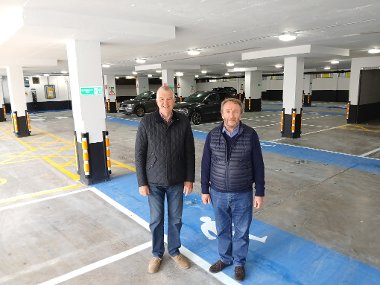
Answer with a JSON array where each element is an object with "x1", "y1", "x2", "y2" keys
[{"x1": 200, "y1": 216, "x2": 268, "y2": 243}]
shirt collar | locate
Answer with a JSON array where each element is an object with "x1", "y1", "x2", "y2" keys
[
  {"x1": 159, "y1": 111, "x2": 173, "y2": 124},
  {"x1": 222, "y1": 124, "x2": 239, "y2": 138}
]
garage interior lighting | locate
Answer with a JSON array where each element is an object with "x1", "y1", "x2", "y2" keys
[
  {"x1": 324, "y1": 66, "x2": 331, "y2": 70},
  {"x1": 132, "y1": 71, "x2": 138, "y2": 75},
  {"x1": 201, "y1": 70, "x2": 207, "y2": 74},
  {"x1": 147, "y1": 74, "x2": 152, "y2": 78},
  {"x1": 102, "y1": 64, "x2": 111, "y2": 68},
  {"x1": 275, "y1": 64, "x2": 283, "y2": 68},
  {"x1": 156, "y1": 70, "x2": 162, "y2": 73},
  {"x1": 225, "y1": 72, "x2": 230, "y2": 76},
  {"x1": 187, "y1": 49, "x2": 201, "y2": 56},
  {"x1": 195, "y1": 74, "x2": 199, "y2": 78},
  {"x1": 226, "y1": 62, "x2": 234, "y2": 67},
  {"x1": 61, "y1": 70, "x2": 68, "y2": 74},
  {"x1": 330, "y1": 60, "x2": 339, "y2": 64},
  {"x1": 368, "y1": 48, "x2": 380, "y2": 54},
  {"x1": 175, "y1": 72, "x2": 184, "y2": 76},
  {"x1": 125, "y1": 76, "x2": 134, "y2": 79},
  {"x1": 279, "y1": 32, "x2": 297, "y2": 42},
  {"x1": 135, "y1": 58, "x2": 146, "y2": 64}
]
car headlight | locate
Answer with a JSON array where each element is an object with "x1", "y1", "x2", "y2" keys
[
  {"x1": 127, "y1": 104, "x2": 134, "y2": 108},
  {"x1": 177, "y1": 108, "x2": 189, "y2": 116}
]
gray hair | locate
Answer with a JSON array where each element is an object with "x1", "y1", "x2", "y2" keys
[
  {"x1": 221, "y1": 98, "x2": 244, "y2": 114},
  {"x1": 157, "y1": 85, "x2": 175, "y2": 99}
]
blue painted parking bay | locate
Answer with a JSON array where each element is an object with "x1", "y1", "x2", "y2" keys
[
  {"x1": 94, "y1": 174, "x2": 380, "y2": 284},
  {"x1": 104, "y1": 117, "x2": 380, "y2": 283}
]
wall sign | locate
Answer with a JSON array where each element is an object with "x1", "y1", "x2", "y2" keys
[{"x1": 80, "y1": 86, "x2": 103, "y2": 96}]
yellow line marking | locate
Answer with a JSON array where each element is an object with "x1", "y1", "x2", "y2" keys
[
  {"x1": 0, "y1": 178, "x2": 7, "y2": 185},
  {"x1": 110, "y1": 159, "x2": 136, "y2": 172},
  {"x1": 0, "y1": 183, "x2": 83, "y2": 206},
  {"x1": 42, "y1": 157, "x2": 80, "y2": 180},
  {"x1": 339, "y1": 124, "x2": 380, "y2": 133}
]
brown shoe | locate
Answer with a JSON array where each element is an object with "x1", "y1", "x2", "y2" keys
[
  {"x1": 209, "y1": 260, "x2": 230, "y2": 273},
  {"x1": 171, "y1": 254, "x2": 190, "y2": 269},
  {"x1": 234, "y1": 266, "x2": 245, "y2": 281},
  {"x1": 148, "y1": 257, "x2": 162, "y2": 273}
]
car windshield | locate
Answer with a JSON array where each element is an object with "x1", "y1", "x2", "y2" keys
[
  {"x1": 135, "y1": 91, "x2": 153, "y2": 100},
  {"x1": 183, "y1": 92, "x2": 208, "y2": 103}
]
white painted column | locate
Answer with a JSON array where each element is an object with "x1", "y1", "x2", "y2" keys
[
  {"x1": 244, "y1": 71, "x2": 262, "y2": 111},
  {"x1": 6, "y1": 65, "x2": 30, "y2": 136},
  {"x1": 177, "y1": 75, "x2": 196, "y2": 98},
  {"x1": 136, "y1": 75, "x2": 149, "y2": 95},
  {"x1": 103, "y1": 75, "x2": 117, "y2": 112},
  {"x1": 162, "y1": 69, "x2": 174, "y2": 90},
  {"x1": 282, "y1": 56, "x2": 304, "y2": 138},
  {"x1": 66, "y1": 39, "x2": 110, "y2": 184},
  {"x1": 303, "y1": 74, "x2": 312, "y2": 95}
]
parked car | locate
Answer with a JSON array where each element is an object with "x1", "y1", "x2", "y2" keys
[
  {"x1": 174, "y1": 91, "x2": 232, "y2": 125},
  {"x1": 212, "y1": 87, "x2": 237, "y2": 96},
  {"x1": 119, "y1": 91, "x2": 157, "y2": 117}
]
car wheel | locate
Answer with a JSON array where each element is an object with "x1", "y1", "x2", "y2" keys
[
  {"x1": 135, "y1": 107, "x2": 145, "y2": 117},
  {"x1": 191, "y1": 111, "x2": 202, "y2": 125}
]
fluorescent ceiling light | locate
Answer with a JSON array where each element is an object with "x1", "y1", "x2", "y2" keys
[
  {"x1": 147, "y1": 74, "x2": 152, "y2": 78},
  {"x1": 233, "y1": 67, "x2": 245, "y2": 72},
  {"x1": 279, "y1": 32, "x2": 297, "y2": 42},
  {"x1": 159, "y1": 77, "x2": 162, "y2": 80},
  {"x1": 175, "y1": 72, "x2": 184, "y2": 76},
  {"x1": 187, "y1": 49, "x2": 201, "y2": 56},
  {"x1": 135, "y1": 58, "x2": 146, "y2": 64},
  {"x1": 195, "y1": 75, "x2": 199, "y2": 78},
  {"x1": 226, "y1": 62, "x2": 234, "y2": 67},
  {"x1": 330, "y1": 60, "x2": 339, "y2": 64},
  {"x1": 43, "y1": 74, "x2": 49, "y2": 77},
  {"x1": 275, "y1": 64, "x2": 283, "y2": 68},
  {"x1": 115, "y1": 76, "x2": 119, "y2": 79},
  {"x1": 61, "y1": 70, "x2": 68, "y2": 74},
  {"x1": 132, "y1": 71, "x2": 138, "y2": 75},
  {"x1": 102, "y1": 64, "x2": 111, "y2": 68},
  {"x1": 324, "y1": 66, "x2": 331, "y2": 70},
  {"x1": 125, "y1": 76, "x2": 135, "y2": 79},
  {"x1": 156, "y1": 70, "x2": 162, "y2": 73},
  {"x1": 368, "y1": 48, "x2": 380, "y2": 54},
  {"x1": 225, "y1": 72, "x2": 230, "y2": 76},
  {"x1": 201, "y1": 70, "x2": 207, "y2": 74}
]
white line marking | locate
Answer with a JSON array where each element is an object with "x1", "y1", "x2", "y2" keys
[
  {"x1": 360, "y1": 147, "x2": 380, "y2": 157},
  {"x1": 90, "y1": 188, "x2": 240, "y2": 285},
  {"x1": 38, "y1": 242, "x2": 151, "y2": 285},
  {"x1": 0, "y1": 188, "x2": 89, "y2": 212}
]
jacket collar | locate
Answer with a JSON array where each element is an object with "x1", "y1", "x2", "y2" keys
[
  {"x1": 154, "y1": 110, "x2": 180, "y2": 124},
  {"x1": 218, "y1": 121, "x2": 244, "y2": 135}
]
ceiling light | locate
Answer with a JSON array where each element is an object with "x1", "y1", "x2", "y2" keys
[
  {"x1": 187, "y1": 49, "x2": 201, "y2": 56},
  {"x1": 125, "y1": 76, "x2": 135, "y2": 79},
  {"x1": 115, "y1": 76, "x2": 119, "y2": 79},
  {"x1": 233, "y1": 67, "x2": 245, "y2": 72},
  {"x1": 331, "y1": 60, "x2": 339, "y2": 64},
  {"x1": 135, "y1": 58, "x2": 146, "y2": 64},
  {"x1": 195, "y1": 75, "x2": 199, "y2": 78},
  {"x1": 275, "y1": 64, "x2": 283, "y2": 68},
  {"x1": 368, "y1": 48, "x2": 380, "y2": 54},
  {"x1": 43, "y1": 74, "x2": 49, "y2": 77},
  {"x1": 147, "y1": 74, "x2": 152, "y2": 78},
  {"x1": 324, "y1": 66, "x2": 331, "y2": 70},
  {"x1": 132, "y1": 71, "x2": 138, "y2": 75},
  {"x1": 279, "y1": 32, "x2": 297, "y2": 42},
  {"x1": 226, "y1": 62, "x2": 234, "y2": 67},
  {"x1": 156, "y1": 70, "x2": 162, "y2": 73},
  {"x1": 102, "y1": 64, "x2": 111, "y2": 68},
  {"x1": 175, "y1": 72, "x2": 184, "y2": 76},
  {"x1": 201, "y1": 70, "x2": 207, "y2": 74},
  {"x1": 159, "y1": 77, "x2": 162, "y2": 80},
  {"x1": 225, "y1": 72, "x2": 230, "y2": 76},
  {"x1": 61, "y1": 70, "x2": 68, "y2": 74}
]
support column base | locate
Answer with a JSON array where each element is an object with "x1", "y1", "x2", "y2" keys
[
  {"x1": 244, "y1": 98, "x2": 262, "y2": 112},
  {"x1": 303, "y1": 95, "x2": 312, "y2": 107},
  {"x1": 0, "y1": 107, "x2": 5, "y2": 122},
  {"x1": 281, "y1": 113, "x2": 302, "y2": 138},
  {"x1": 13, "y1": 115, "x2": 31, "y2": 137},
  {"x1": 107, "y1": 102, "x2": 117, "y2": 113}
]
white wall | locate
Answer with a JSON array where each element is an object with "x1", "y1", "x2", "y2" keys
[{"x1": 115, "y1": 83, "x2": 161, "y2": 98}]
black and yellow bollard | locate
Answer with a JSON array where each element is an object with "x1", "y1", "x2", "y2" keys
[
  {"x1": 103, "y1": 131, "x2": 112, "y2": 174},
  {"x1": 11, "y1": 110, "x2": 31, "y2": 137},
  {"x1": 0, "y1": 104, "x2": 6, "y2": 122},
  {"x1": 281, "y1": 108, "x2": 302, "y2": 138}
]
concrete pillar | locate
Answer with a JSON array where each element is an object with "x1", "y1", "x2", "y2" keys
[
  {"x1": 244, "y1": 71, "x2": 262, "y2": 112},
  {"x1": 103, "y1": 75, "x2": 117, "y2": 113},
  {"x1": 136, "y1": 75, "x2": 149, "y2": 95},
  {"x1": 6, "y1": 66, "x2": 30, "y2": 137},
  {"x1": 303, "y1": 74, "x2": 312, "y2": 107},
  {"x1": 281, "y1": 56, "x2": 304, "y2": 138},
  {"x1": 0, "y1": 77, "x2": 6, "y2": 122},
  {"x1": 348, "y1": 56, "x2": 380, "y2": 123},
  {"x1": 161, "y1": 69, "x2": 175, "y2": 90},
  {"x1": 66, "y1": 39, "x2": 110, "y2": 185},
  {"x1": 177, "y1": 75, "x2": 196, "y2": 99}
]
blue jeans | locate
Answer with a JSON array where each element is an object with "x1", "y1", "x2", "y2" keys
[
  {"x1": 148, "y1": 183, "x2": 183, "y2": 257},
  {"x1": 210, "y1": 189, "x2": 253, "y2": 267}
]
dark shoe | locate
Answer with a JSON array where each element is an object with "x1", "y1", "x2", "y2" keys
[
  {"x1": 234, "y1": 266, "x2": 245, "y2": 281},
  {"x1": 209, "y1": 260, "x2": 230, "y2": 273}
]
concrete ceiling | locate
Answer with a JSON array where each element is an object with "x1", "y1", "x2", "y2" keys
[{"x1": 0, "y1": 0, "x2": 380, "y2": 77}]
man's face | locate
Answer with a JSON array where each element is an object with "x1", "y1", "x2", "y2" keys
[
  {"x1": 221, "y1": 101, "x2": 241, "y2": 130},
  {"x1": 157, "y1": 90, "x2": 174, "y2": 114}
]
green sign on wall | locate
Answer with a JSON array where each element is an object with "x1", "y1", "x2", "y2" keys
[{"x1": 80, "y1": 86, "x2": 103, "y2": 96}]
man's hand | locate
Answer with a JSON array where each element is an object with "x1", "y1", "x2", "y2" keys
[
  {"x1": 139, "y1": 185, "x2": 150, "y2": 196},
  {"x1": 183, "y1": 181, "x2": 193, "y2": 196},
  {"x1": 254, "y1": 196, "x2": 264, "y2": 209},
  {"x1": 202, "y1": 194, "x2": 211, "y2": 204}
]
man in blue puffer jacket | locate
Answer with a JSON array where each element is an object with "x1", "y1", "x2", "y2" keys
[{"x1": 201, "y1": 97, "x2": 265, "y2": 281}]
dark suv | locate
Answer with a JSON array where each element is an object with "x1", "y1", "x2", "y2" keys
[
  {"x1": 174, "y1": 91, "x2": 232, "y2": 125},
  {"x1": 119, "y1": 91, "x2": 157, "y2": 117},
  {"x1": 212, "y1": 87, "x2": 237, "y2": 96}
]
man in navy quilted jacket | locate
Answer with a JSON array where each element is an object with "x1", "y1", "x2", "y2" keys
[
  {"x1": 201, "y1": 97, "x2": 265, "y2": 281},
  {"x1": 135, "y1": 86, "x2": 195, "y2": 274}
]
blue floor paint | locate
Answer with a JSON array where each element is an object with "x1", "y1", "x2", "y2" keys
[
  {"x1": 107, "y1": 117, "x2": 380, "y2": 175},
  {"x1": 94, "y1": 174, "x2": 380, "y2": 285}
]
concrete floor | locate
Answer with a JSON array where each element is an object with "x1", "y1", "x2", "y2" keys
[{"x1": 0, "y1": 101, "x2": 379, "y2": 284}]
